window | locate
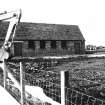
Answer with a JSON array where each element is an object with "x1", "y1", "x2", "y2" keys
[
  {"x1": 28, "y1": 41, "x2": 35, "y2": 49},
  {"x1": 40, "y1": 40, "x2": 46, "y2": 49},
  {"x1": 51, "y1": 40, "x2": 56, "y2": 49},
  {"x1": 61, "y1": 41, "x2": 67, "y2": 49}
]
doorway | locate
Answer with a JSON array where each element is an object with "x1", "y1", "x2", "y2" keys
[
  {"x1": 14, "y1": 42, "x2": 22, "y2": 56},
  {"x1": 74, "y1": 42, "x2": 81, "y2": 54}
]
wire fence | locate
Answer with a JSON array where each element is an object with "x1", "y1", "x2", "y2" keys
[
  {"x1": 5, "y1": 60, "x2": 61, "y2": 105},
  {"x1": 65, "y1": 86, "x2": 105, "y2": 105},
  {"x1": 3, "y1": 58, "x2": 105, "y2": 105},
  {"x1": 64, "y1": 69, "x2": 105, "y2": 105}
]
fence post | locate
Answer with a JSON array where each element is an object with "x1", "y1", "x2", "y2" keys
[
  {"x1": 20, "y1": 62, "x2": 25, "y2": 105},
  {"x1": 61, "y1": 70, "x2": 69, "y2": 105},
  {"x1": 65, "y1": 71, "x2": 69, "y2": 88},
  {"x1": 3, "y1": 59, "x2": 7, "y2": 89},
  {"x1": 61, "y1": 70, "x2": 65, "y2": 105}
]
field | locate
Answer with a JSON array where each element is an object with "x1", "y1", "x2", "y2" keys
[
  {"x1": 1, "y1": 55, "x2": 105, "y2": 105},
  {"x1": 62, "y1": 57, "x2": 105, "y2": 105}
]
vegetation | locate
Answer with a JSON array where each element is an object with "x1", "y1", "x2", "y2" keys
[{"x1": 1, "y1": 56, "x2": 105, "y2": 104}]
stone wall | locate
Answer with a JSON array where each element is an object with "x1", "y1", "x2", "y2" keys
[
  {"x1": 0, "y1": 40, "x2": 85, "y2": 57},
  {"x1": 67, "y1": 41, "x2": 75, "y2": 53},
  {"x1": 20, "y1": 40, "x2": 78, "y2": 57},
  {"x1": 12, "y1": 40, "x2": 85, "y2": 57},
  {"x1": 0, "y1": 41, "x2": 3, "y2": 48}
]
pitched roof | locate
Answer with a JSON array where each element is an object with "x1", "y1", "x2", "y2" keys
[{"x1": 0, "y1": 21, "x2": 85, "y2": 41}]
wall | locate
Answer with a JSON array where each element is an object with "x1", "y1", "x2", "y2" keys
[
  {"x1": 0, "y1": 40, "x2": 85, "y2": 57},
  {"x1": 18, "y1": 40, "x2": 84, "y2": 57},
  {"x1": 0, "y1": 41, "x2": 4, "y2": 48}
]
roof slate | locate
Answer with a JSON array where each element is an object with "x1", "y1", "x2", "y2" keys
[{"x1": 0, "y1": 22, "x2": 85, "y2": 41}]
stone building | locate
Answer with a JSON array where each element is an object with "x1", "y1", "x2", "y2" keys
[{"x1": 0, "y1": 22, "x2": 85, "y2": 57}]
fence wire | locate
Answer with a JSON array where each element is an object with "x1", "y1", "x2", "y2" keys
[
  {"x1": 5, "y1": 61, "x2": 61, "y2": 104},
  {"x1": 4, "y1": 61, "x2": 105, "y2": 105},
  {"x1": 65, "y1": 86, "x2": 105, "y2": 105}
]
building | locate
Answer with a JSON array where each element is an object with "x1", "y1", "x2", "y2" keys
[
  {"x1": 0, "y1": 22, "x2": 85, "y2": 57},
  {"x1": 86, "y1": 45, "x2": 97, "y2": 51}
]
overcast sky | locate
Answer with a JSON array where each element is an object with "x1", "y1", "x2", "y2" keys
[{"x1": 0, "y1": 0, "x2": 105, "y2": 46}]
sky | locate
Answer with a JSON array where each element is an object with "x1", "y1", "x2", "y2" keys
[{"x1": 0, "y1": 0, "x2": 105, "y2": 46}]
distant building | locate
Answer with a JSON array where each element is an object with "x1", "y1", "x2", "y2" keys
[
  {"x1": 86, "y1": 45, "x2": 97, "y2": 51},
  {"x1": 0, "y1": 22, "x2": 85, "y2": 57},
  {"x1": 96, "y1": 46, "x2": 105, "y2": 52},
  {"x1": 96, "y1": 46, "x2": 105, "y2": 50}
]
